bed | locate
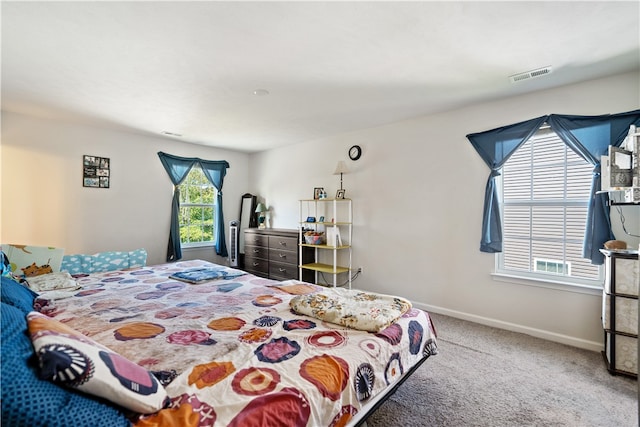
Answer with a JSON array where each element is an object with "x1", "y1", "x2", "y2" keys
[{"x1": 1, "y1": 259, "x2": 438, "y2": 427}]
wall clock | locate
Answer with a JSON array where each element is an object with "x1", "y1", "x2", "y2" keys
[{"x1": 349, "y1": 145, "x2": 362, "y2": 161}]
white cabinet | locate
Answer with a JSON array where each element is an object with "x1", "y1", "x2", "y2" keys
[
  {"x1": 601, "y1": 249, "x2": 639, "y2": 377},
  {"x1": 299, "y1": 198, "x2": 352, "y2": 288}
]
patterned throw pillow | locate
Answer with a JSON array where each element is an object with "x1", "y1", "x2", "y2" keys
[
  {"x1": 1, "y1": 244, "x2": 65, "y2": 277},
  {"x1": 59, "y1": 254, "x2": 93, "y2": 275},
  {"x1": 128, "y1": 249, "x2": 148, "y2": 268},
  {"x1": 61, "y1": 249, "x2": 148, "y2": 274},
  {"x1": 1, "y1": 302, "x2": 130, "y2": 427},
  {"x1": 27, "y1": 311, "x2": 168, "y2": 414}
]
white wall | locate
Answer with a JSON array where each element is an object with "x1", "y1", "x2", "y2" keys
[
  {"x1": 1, "y1": 112, "x2": 251, "y2": 266},
  {"x1": 251, "y1": 71, "x2": 640, "y2": 350},
  {"x1": 2, "y1": 72, "x2": 637, "y2": 349}
]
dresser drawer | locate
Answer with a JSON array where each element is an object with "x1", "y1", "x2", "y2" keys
[
  {"x1": 245, "y1": 244, "x2": 268, "y2": 260},
  {"x1": 244, "y1": 256, "x2": 268, "y2": 276},
  {"x1": 243, "y1": 229, "x2": 311, "y2": 282},
  {"x1": 269, "y1": 261, "x2": 299, "y2": 281},
  {"x1": 604, "y1": 256, "x2": 639, "y2": 296},
  {"x1": 245, "y1": 233, "x2": 268, "y2": 247},
  {"x1": 603, "y1": 292, "x2": 638, "y2": 335},
  {"x1": 269, "y1": 248, "x2": 297, "y2": 265},
  {"x1": 269, "y1": 235, "x2": 298, "y2": 251}
]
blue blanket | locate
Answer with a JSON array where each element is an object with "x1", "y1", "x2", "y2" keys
[{"x1": 168, "y1": 268, "x2": 245, "y2": 284}]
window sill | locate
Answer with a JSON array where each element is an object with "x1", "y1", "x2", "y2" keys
[
  {"x1": 181, "y1": 243, "x2": 215, "y2": 250},
  {"x1": 491, "y1": 272, "x2": 602, "y2": 296}
]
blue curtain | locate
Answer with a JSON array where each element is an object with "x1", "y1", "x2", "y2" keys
[
  {"x1": 158, "y1": 152, "x2": 230, "y2": 261},
  {"x1": 466, "y1": 116, "x2": 548, "y2": 253},
  {"x1": 548, "y1": 109, "x2": 640, "y2": 264},
  {"x1": 199, "y1": 160, "x2": 230, "y2": 258},
  {"x1": 468, "y1": 109, "x2": 640, "y2": 265}
]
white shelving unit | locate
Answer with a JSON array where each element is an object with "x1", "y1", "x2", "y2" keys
[
  {"x1": 298, "y1": 198, "x2": 352, "y2": 288},
  {"x1": 601, "y1": 248, "x2": 639, "y2": 377}
]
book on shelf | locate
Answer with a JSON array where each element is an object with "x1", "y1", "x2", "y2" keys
[
  {"x1": 326, "y1": 228, "x2": 335, "y2": 247},
  {"x1": 326, "y1": 227, "x2": 342, "y2": 247}
]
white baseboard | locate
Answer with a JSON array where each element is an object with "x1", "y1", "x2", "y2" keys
[{"x1": 414, "y1": 302, "x2": 603, "y2": 353}]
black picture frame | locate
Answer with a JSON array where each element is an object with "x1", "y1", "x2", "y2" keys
[
  {"x1": 313, "y1": 187, "x2": 324, "y2": 200},
  {"x1": 83, "y1": 155, "x2": 110, "y2": 188}
]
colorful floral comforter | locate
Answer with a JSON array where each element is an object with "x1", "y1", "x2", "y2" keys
[{"x1": 37, "y1": 260, "x2": 438, "y2": 427}]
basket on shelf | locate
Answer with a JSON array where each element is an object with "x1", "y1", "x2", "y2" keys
[{"x1": 304, "y1": 233, "x2": 324, "y2": 245}]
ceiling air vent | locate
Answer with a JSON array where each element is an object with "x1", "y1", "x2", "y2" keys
[
  {"x1": 161, "y1": 131, "x2": 183, "y2": 137},
  {"x1": 509, "y1": 66, "x2": 553, "y2": 83}
]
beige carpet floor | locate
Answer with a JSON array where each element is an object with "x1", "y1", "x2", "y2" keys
[{"x1": 366, "y1": 313, "x2": 637, "y2": 427}]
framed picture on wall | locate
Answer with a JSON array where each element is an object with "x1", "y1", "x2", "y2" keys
[
  {"x1": 313, "y1": 187, "x2": 324, "y2": 200},
  {"x1": 83, "y1": 155, "x2": 110, "y2": 188}
]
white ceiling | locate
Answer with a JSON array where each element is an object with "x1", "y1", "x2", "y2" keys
[{"x1": 2, "y1": 1, "x2": 639, "y2": 153}]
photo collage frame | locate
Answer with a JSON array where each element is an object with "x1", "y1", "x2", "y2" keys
[{"x1": 83, "y1": 155, "x2": 110, "y2": 188}]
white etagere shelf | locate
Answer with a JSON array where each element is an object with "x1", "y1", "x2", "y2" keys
[{"x1": 298, "y1": 198, "x2": 352, "y2": 288}]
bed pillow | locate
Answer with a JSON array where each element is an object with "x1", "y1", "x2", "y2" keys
[
  {"x1": 91, "y1": 251, "x2": 131, "y2": 272},
  {"x1": 27, "y1": 311, "x2": 168, "y2": 414},
  {"x1": 1, "y1": 302, "x2": 130, "y2": 426},
  {"x1": 61, "y1": 249, "x2": 148, "y2": 274},
  {"x1": 1, "y1": 244, "x2": 65, "y2": 277},
  {"x1": 128, "y1": 249, "x2": 148, "y2": 268},
  {"x1": 1, "y1": 275, "x2": 38, "y2": 313},
  {"x1": 60, "y1": 254, "x2": 93, "y2": 275}
]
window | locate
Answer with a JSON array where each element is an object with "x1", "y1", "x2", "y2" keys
[
  {"x1": 497, "y1": 127, "x2": 602, "y2": 286},
  {"x1": 178, "y1": 166, "x2": 216, "y2": 247},
  {"x1": 534, "y1": 258, "x2": 570, "y2": 275}
]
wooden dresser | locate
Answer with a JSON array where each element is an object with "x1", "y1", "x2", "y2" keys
[{"x1": 244, "y1": 228, "x2": 313, "y2": 282}]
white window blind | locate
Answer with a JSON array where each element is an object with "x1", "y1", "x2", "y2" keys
[{"x1": 498, "y1": 128, "x2": 601, "y2": 284}]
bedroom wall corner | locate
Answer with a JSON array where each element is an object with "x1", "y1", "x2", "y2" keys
[{"x1": 0, "y1": 112, "x2": 251, "y2": 266}]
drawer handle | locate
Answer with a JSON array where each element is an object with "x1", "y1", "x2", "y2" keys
[
  {"x1": 279, "y1": 241, "x2": 287, "y2": 246},
  {"x1": 279, "y1": 254, "x2": 287, "y2": 258},
  {"x1": 253, "y1": 249, "x2": 260, "y2": 253},
  {"x1": 278, "y1": 268, "x2": 287, "y2": 272},
  {"x1": 253, "y1": 262, "x2": 260, "y2": 267}
]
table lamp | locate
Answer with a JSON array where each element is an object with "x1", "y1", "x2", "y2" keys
[
  {"x1": 333, "y1": 161, "x2": 349, "y2": 191},
  {"x1": 255, "y1": 203, "x2": 267, "y2": 229}
]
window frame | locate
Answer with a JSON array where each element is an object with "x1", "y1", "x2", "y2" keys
[
  {"x1": 177, "y1": 166, "x2": 217, "y2": 249},
  {"x1": 494, "y1": 127, "x2": 603, "y2": 292}
]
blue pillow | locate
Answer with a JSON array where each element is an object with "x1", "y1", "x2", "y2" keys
[
  {"x1": 1, "y1": 302, "x2": 131, "y2": 427},
  {"x1": 128, "y1": 249, "x2": 148, "y2": 268},
  {"x1": 1, "y1": 276, "x2": 38, "y2": 313},
  {"x1": 60, "y1": 254, "x2": 93, "y2": 275},
  {"x1": 61, "y1": 249, "x2": 148, "y2": 274}
]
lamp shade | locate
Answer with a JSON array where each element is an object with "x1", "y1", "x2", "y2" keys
[
  {"x1": 255, "y1": 203, "x2": 267, "y2": 213},
  {"x1": 333, "y1": 161, "x2": 349, "y2": 175}
]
